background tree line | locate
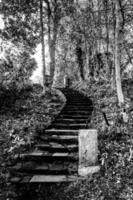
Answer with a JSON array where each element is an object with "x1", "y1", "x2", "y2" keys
[{"x1": 0, "y1": 0, "x2": 133, "y2": 105}]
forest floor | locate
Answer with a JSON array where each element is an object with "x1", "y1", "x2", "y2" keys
[{"x1": 1, "y1": 81, "x2": 133, "y2": 200}]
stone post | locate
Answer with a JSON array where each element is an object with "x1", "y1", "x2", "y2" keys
[{"x1": 78, "y1": 129, "x2": 100, "y2": 176}]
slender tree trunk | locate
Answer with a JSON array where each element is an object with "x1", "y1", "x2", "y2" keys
[
  {"x1": 47, "y1": 1, "x2": 52, "y2": 76},
  {"x1": 40, "y1": 0, "x2": 46, "y2": 92},
  {"x1": 84, "y1": 40, "x2": 89, "y2": 80},
  {"x1": 114, "y1": 0, "x2": 124, "y2": 105},
  {"x1": 47, "y1": 12, "x2": 56, "y2": 86},
  {"x1": 83, "y1": 16, "x2": 89, "y2": 80},
  {"x1": 111, "y1": 0, "x2": 116, "y2": 89},
  {"x1": 104, "y1": 0, "x2": 110, "y2": 76},
  {"x1": 105, "y1": 0, "x2": 109, "y2": 53},
  {"x1": 76, "y1": 39, "x2": 84, "y2": 80},
  {"x1": 98, "y1": 0, "x2": 101, "y2": 52},
  {"x1": 50, "y1": 27, "x2": 57, "y2": 83},
  {"x1": 46, "y1": 0, "x2": 57, "y2": 87}
]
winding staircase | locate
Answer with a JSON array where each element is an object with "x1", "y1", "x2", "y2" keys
[{"x1": 10, "y1": 89, "x2": 95, "y2": 183}]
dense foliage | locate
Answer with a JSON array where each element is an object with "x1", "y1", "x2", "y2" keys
[
  {"x1": 0, "y1": 39, "x2": 37, "y2": 89},
  {"x1": 0, "y1": 85, "x2": 66, "y2": 199}
]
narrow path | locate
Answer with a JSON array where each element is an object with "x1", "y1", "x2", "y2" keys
[{"x1": 10, "y1": 89, "x2": 93, "y2": 183}]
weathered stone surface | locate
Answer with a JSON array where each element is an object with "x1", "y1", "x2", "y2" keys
[
  {"x1": 53, "y1": 153, "x2": 68, "y2": 157},
  {"x1": 51, "y1": 135, "x2": 78, "y2": 140},
  {"x1": 78, "y1": 129, "x2": 98, "y2": 168},
  {"x1": 78, "y1": 166, "x2": 100, "y2": 176},
  {"x1": 30, "y1": 175, "x2": 77, "y2": 182}
]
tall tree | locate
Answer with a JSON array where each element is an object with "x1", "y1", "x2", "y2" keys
[
  {"x1": 76, "y1": 38, "x2": 84, "y2": 80},
  {"x1": 114, "y1": 0, "x2": 124, "y2": 105},
  {"x1": 40, "y1": 0, "x2": 46, "y2": 92},
  {"x1": 44, "y1": 0, "x2": 62, "y2": 87}
]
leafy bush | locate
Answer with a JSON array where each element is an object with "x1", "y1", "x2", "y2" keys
[
  {"x1": 0, "y1": 39, "x2": 37, "y2": 90},
  {"x1": 69, "y1": 79, "x2": 133, "y2": 200}
]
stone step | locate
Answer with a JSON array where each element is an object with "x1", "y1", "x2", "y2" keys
[
  {"x1": 41, "y1": 135, "x2": 78, "y2": 142},
  {"x1": 45, "y1": 129, "x2": 78, "y2": 135},
  {"x1": 36, "y1": 143, "x2": 78, "y2": 152},
  {"x1": 49, "y1": 124, "x2": 89, "y2": 130},
  {"x1": 67, "y1": 101, "x2": 92, "y2": 104},
  {"x1": 10, "y1": 175, "x2": 79, "y2": 183},
  {"x1": 60, "y1": 112, "x2": 91, "y2": 117},
  {"x1": 65, "y1": 96, "x2": 88, "y2": 99},
  {"x1": 65, "y1": 103, "x2": 92, "y2": 107},
  {"x1": 63, "y1": 107, "x2": 93, "y2": 111},
  {"x1": 61, "y1": 110, "x2": 91, "y2": 114},
  {"x1": 51, "y1": 123, "x2": 88, "y2": 127},
  {"x1": 66, "y1": 100, "x2": 90, "y2": 103},
  {"x1": 43, "y1": 139, "x2": 78, "y2": 145},
  {"x1": 46, "y1": 134, "x2": 78, "y2": 139},
  {"x1": 67, "y1": 102, "x2": 92, "y2": 105},
  {"x1": 53, "y1": 120, "x2": 91, "y2": 125},
  {"x1": 30, "y1": 175, "x2": 78, "y2": 183},
  {"x1": 35, "y1": 163, "x2": 78, "y2": 174},
  {"x1": 18, "y1": 151, "x2": 78, "y2": 162},
  {"x1": 10, "y1": 162, "x2": 78, "y2": 175},
  {"x1": 66, "y1": 97, "x2": 88, "y2": 99},
  {"x1": 65, "y1": 106, "x2": 92, "y2": 110},
  {"x1": 55, "y1": 118, "x2": 90, "y2": 123},
  {"x1": 59, "y1": 115, "x2": 90, "y2": 119},
  {"x1": 66, "y1": 96, "x2": 89, "y2": 99}
]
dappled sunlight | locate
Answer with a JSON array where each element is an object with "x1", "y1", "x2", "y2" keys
[{"x1": 30, "y1": 42, "x2": 50, "y2": 84}]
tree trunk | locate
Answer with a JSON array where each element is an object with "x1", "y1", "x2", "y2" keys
[
  {"x1": 114, "y1": 0, "x2": 124, "y2": 105},
  {"x1": 46, "y1": 0, "x2": 57, "y2": 88},
  {"x1": 84, "y1": 42, "x2": 89, "y2": 80},
  {"x1": 76, "y1": 39, "x2": 84, "y2": 80},
  {"x1": 97, "y1": 0, "x2": 102, "y2": 53},
  {"x1": 50, "y1": 30, "x2": 56, "y2": 84},
  {"x1": 104, "y1": 0, "x2": 109, "y2": 53},
  {"x1": 104, "y1": 0, "x2": 110, "y2": 76},
  {"x1": 40, "y1": 0, "x2": 46, "y2": 92},
  {"x1": 83, "y1": 23, "x2": 89, "y2": 80},
  {"x1": 47, "y1": 1, "x2": 52, "y2": 76}
]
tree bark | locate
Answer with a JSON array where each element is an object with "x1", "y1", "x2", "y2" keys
[
  {"x1": 104, "y1": 0, "x2": 110, "y2": 76},
  {"x1": 84, "y1": 41, "x2": 89, "y2": 80},
  {"x1": 50, "y1": 22, "x2": 57, "y2": 83},
  {"x1": 46, "y1": 0, "x2": 58, "y2": 87},
  {"x1": 40, "y1": 0, "x2": 46, "y2": 92},
  {"x1": 104, "y1": 0, "x2": 109, "y2": 53},
  {"x1": 76, "y1": 40, "x2": 84, "y2": 81},
  {"x1": 114, "y1": 0, "x2": 124, "y2": 105}
]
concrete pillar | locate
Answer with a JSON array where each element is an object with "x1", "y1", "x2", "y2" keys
[{"x1": 78, "y1": 129, "x2": 100, "y2": 176}]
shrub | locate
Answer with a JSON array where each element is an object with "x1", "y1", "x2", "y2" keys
[{"x1": 0, "y1": 39, "x2": 37, "y2": 90}]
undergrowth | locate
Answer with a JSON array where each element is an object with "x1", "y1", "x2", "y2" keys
[
  {"x1": 0, "y1": 84, "x2": 66, "y2": 200},
  {"x1": 1, "y1": 80, "x2": 133, "y2": 200}
]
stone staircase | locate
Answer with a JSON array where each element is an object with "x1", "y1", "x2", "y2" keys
[{"x1": 10, "y1": 89, "x2": 94, "y2": 183}]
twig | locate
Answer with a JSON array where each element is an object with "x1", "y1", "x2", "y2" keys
[{"x1": 102, "y1": 111, "x2": 110, "y2": 126}]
